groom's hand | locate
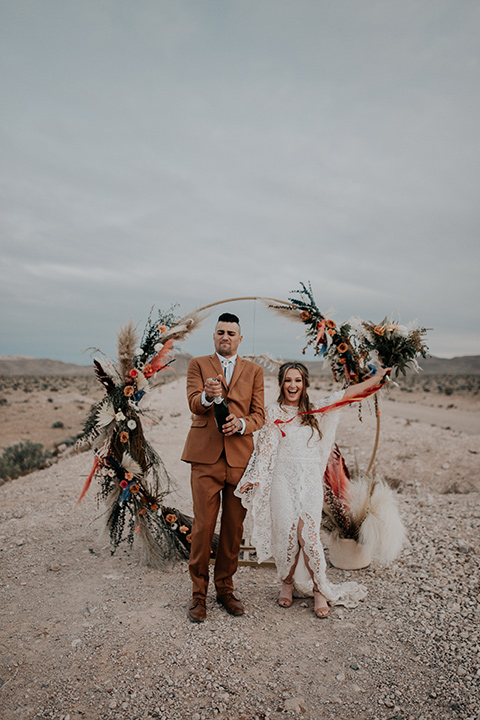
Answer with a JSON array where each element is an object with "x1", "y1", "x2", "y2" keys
[
  {"x1": 222, "y1": 413, "x2": 242, "y2": 436},
  {"x1": 204, "y1": 374, "x2": 223, "y2": 400}
]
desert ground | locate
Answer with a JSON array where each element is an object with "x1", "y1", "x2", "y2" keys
[{"x1": 1, "y1": 369, "x2": 479, "y2": 720}]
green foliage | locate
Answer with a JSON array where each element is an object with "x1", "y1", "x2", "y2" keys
[
  {"x1": 137, "y1": 305, "x2": 179, "y2": 365},
  {"x1": 0, "y1": 441, "x2": 52, "y2": 480}
]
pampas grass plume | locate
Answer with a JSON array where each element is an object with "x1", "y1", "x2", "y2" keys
[
  {"x1": 349, "y1": 477, "x2": 406, "y2": 565},
  {"x1": 117, "y1": 320, "x2": 139, "y2": 379}
]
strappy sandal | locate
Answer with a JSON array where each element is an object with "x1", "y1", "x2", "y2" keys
[
  {"x1": 278, "y1": 580, "x2": 294, "y2": 608},
  {"x1": 313, "y1": 590, "x2": 330, "y2": 618}
]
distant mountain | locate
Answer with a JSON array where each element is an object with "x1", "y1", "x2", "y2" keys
[
  {"x1": 414, "y1": 355, "x2": 480, "y2": 375},
  {"x1": 0, "y1": 356, "x2": 94, "y2": 377},
  {"x1": 0, "y1": 354, "x2": 193, "y2": 377},
  {"x1": 0, "y1": 353, "x2": 479, "y2": 377}
]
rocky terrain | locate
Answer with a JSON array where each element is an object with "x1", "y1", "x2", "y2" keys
[{"x1": 0, "y1": 368, "x2": 479, "y2": 720}]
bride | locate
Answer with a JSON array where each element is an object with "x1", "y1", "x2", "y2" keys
[{"x1": 235, "y1": 361, "x2": 390, "y2": 617}]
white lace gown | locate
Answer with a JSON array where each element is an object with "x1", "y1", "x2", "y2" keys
[{"x1": 234, "y1": 395, "x2": 367, "y2": 608}]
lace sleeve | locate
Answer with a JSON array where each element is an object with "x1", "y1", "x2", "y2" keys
[
  {"x1": 235, "y1": 404, "x2": 281, "y2": 492},
  {"x1": 310, "y1": 390, "x2": 346, "y2": 479},
  {"x1": 234, "y1": 404, "x2": 283, "y2": 562},
  {"x1": 315, "y1": 390, "x2": 345, "y2": 410}
]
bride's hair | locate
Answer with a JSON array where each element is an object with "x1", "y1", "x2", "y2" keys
[{"x1": 277, "y1": 362, "x2": 322, "y2": 440}]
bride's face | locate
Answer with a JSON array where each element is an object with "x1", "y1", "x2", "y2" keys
[{"x1": 282, "y1": 369, "x2": 304, "y2": 406}]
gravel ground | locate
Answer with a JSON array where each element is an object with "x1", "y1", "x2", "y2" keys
[{"x1": 1, "y1": 378, "x2": 479, "y2": 720}]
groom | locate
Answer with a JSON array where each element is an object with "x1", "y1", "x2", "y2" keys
[{"x1": 181, "y1": 312, "x2": 264, "y2": 622}]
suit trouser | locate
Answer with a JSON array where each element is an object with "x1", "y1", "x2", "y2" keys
[{"x1": 189, "y1": 454, "x2": 246, "y2": 599}]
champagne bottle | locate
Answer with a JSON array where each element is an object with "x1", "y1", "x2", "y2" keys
[{"x1": 213, "y1": 395, "x2": 230, "y2": 432}]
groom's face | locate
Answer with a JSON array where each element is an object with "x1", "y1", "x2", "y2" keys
[{"x1": 213, "y1": 321, "x2": 243, "y2": 358}]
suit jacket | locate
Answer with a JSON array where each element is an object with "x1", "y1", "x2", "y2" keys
[{"x1": 181, "y1": 354, "x2": 264, "y2": 468}]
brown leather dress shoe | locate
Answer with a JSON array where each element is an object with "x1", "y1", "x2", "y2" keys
[
  {"x1": 216, "y1": 593, "x2": 244, "y2": 616},
  {"x1": 188, "y1": 597, "x2": 206, "y2": 623}
]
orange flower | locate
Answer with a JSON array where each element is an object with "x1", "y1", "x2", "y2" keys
[
  {"x1": 129, "y1": 368, "x2": 138, "y2": 378},
  {"x1": 165, "y1": 513, "x2": 177, "y2": 524},
  {"x1": 325, "y1": 319, "x2": 336, "y2": 328},
  {"x1": 338, "y1": 358, "x2": 347, "y2": 365},
  {"x1": 179, "y1": 525, "x2": 189, "y2": 534},
  {"x1": 138, "y1": 508, "x2": 147, "y2": 515},
  {"x1": 186, "y1": 533, "x2": 192, "y2": 543},
  {"x1": 150, "y1": 504, "x2": 158, "y2": 512},
  {"x1": 119, "y1": 431, "x2": 129, "y2": 443},
  {"x1": 374, "y1": 326, "x2": 386, "y2": 336},
  {"x1": 300, "y1": 310, "x2": 312, "y2": 320},
  {"x1": 124, "y1": 385, "x2": 134, "y2": 397},
  {"x1": 158, "y1": 325, "x2": 167, "y2": 333},
  {"x1": 328, "y1": 328, "x2": 336, "y2": 337},
  {"x1": 124, "y1": 472, "x2": 133, "y2": 481},
  {"x1": 337, "y1": 343, "x2": 349, "y2": 354},
  {"x1": 143, "y1": 364, "x2": 152, "y2": 375},
  {"x1": 130, "y1": 484, "x2": 140, "y2": 494}
]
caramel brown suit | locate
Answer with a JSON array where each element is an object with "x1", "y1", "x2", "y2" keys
[{"x1": 181, "y1": 353, "x2": 264, "y2": 599}]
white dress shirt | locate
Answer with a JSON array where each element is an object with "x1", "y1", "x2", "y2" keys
[{"x1": 201, "y1": 354, "x2": 245, "y2": 434}]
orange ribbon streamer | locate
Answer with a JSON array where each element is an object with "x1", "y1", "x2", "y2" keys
[
  {"x1": 315, "y1": 319, "x2": 326, "y2": 346},
  {"x1": 274, "y1": 383, "x2": 384, "y2": 437},
  {"x1": 143, "y1": 338, "x2": 174, "y2": 378},
  {"x1": 77, "y1": 456, "x2": 99, "y2": 503}
]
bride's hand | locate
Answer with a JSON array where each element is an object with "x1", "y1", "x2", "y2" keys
[
  {"x1": 378, "y1": 366, "x2": 392, "y2": 383},
  {"x1": 239, "y1": 481, "x2": 258, "y2": 493}
]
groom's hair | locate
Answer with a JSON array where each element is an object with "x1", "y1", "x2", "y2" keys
[{"x1": 217, "y1": 312, "x2": 241, "y2": 332}]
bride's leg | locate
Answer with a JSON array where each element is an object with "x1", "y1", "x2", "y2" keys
[
  {"x1": 297, "y1": 519, "x2": 330, "y2": 618},
  {"x1": 278, "y1": 525, "x2": 300, "y2": 608}
]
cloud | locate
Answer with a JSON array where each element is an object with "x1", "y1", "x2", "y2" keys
[{"x1": 1, "y1": 1, "x2": 479, "y2": 362}]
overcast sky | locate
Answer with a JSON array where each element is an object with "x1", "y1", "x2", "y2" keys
[{"x1": 1, "y1": 0, "x2": 479, "y2": 366}]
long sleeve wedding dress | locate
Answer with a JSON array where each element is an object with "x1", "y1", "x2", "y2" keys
[{"x1": 235, "y1": 394, "x2": 367, "y2": 607}]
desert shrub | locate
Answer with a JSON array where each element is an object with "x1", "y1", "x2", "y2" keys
[
  {"x1": 0, "y1": 441, "x2": 52, "y2": 480},
  {"x1": 0, "y1": 397, "x2": 7, "y2": 405},
  {"x1": 444, "y1": 386, "x2": 454, "y2": 396},
  {"x1": 52, "y1": 420, "x2": 65, "y2": 428}
]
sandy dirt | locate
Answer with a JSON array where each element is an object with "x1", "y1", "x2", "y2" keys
[{"x1": 1, "y1": 375, "x2": 479, "y2": 720}]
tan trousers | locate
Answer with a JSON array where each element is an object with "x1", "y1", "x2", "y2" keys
[{"x1": 189, "y1": 454, "x2": 246, "y2": 599}]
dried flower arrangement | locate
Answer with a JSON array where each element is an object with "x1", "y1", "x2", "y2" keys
[
  {"x1": 322, "y1": 446, "x2": 406, "y2": 564},
  {"x1": 271, "y1": 281, "x2": 429, "y2": 384},
  {"x1": 271, "y1": 282, "x2": 428, "y2": 562},
  {"x1": 77, "y1": 307, "x2": 216, "y2": 566}
]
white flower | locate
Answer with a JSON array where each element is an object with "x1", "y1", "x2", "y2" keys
[
  {"x1": 154, "y1": 342, "x2": 164, "y2": 352},
  {"x1": 170, "y1": 523, "x2": 178, "y2": 531},
  {"x1": 115, "y1": 411, "x2": 126, "y2": 422},
  {"x1": 107, "y1": 469, "x2": 116, "y2": 477},
  {"x1": 347, "y1": 316, "x2": 369, "y2": 342},
  {"x1": 127, "y1": 419, "x2": 137, "y2": 430},
  {"x1": 135, "y1": 371, "x2": 149, "y2": 391},
  {"x1": 134, "y1": 348, "x2": 144, "y2": 356}
]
